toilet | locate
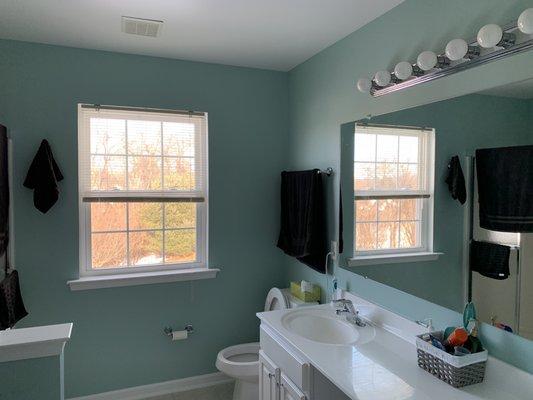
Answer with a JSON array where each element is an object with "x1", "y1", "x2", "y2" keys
[{"x1": 215, "y1": 287, "x2": 316, "y2": 400}]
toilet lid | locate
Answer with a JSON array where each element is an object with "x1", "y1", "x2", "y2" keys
[{"x1": 264, "y1": 287, "x2": 289, "y2": 311}]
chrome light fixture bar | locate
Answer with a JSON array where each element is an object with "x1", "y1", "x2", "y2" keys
[{"x1": 359, "y1": 8, "x2": 533, "y2": 97}]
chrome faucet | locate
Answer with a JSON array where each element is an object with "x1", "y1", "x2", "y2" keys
[{"x1": 332, "y1": 299, "x2": 367, "y2": 327}]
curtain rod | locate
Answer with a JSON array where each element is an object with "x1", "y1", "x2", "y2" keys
[
  {"x1": 80, "y1": 104, "x2": 206, "y2": 117},
  {"x1": 356, "y1": 122, "x2": 432, "y2": 132}
]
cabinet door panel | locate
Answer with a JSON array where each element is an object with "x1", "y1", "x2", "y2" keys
[
  {"x1": 280, "y1": 373, "x2": 306, "y2": 400},
  {"x1": 259, "y1": 351, "x2": 280, "y2": 400}
]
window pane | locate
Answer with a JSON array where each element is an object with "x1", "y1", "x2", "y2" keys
[
  {"x1": 129, "y1": 203, "x2": 163, "y2": 230},
  {"x1": 165, "y1": 229, "x2": 196, "y2": 263},
  {"x1": 399, "y1": 135, "x2": 419, "y2": 162},
  {"x1": 398, "y1": 163, "x2": 419, "y2": 190},
  {"x1": 91, "y1": 155, "x2": 126, "y2": 190},
  {"x1": 90, "y1": 118, "x2": 126, "y2": 154},
  {"x1": 400, "y1": 199, "x2": 418, "y2": 220},
  {"x1": 355, "y1": 222, "x2": 377, "y2": 251},
  {"x1": 378, "y1": 199, "x2": 399, "y2": 222},
  {"x1": 376, "y1": 134, "x2": 398, "y2": 162},
  {"x1": 91, "y1": 203, "x2": 126, "y2": 232},
  {"x1": 163, "y1": 122, "x2": 195, "y2": 157},
  {"x1": 91, "y1": 232, "x2": 127, "y2": 268},
  {"x1": 127, "y1": 120, "x2": 161, "y2": 155},
  {"x1": 165, "y1": 203, "x2": 196, "y2": 229},
  {"x1": 354, "y1": 133, "x2": 376, "y2": 162},
  {"x1": 354, "y1": 163, "x2": 375, "y2": 190},
  {"x1": 355, "y1": 200, "x2": 377, "y2": 222},
  {"x1": 129, "y1": 231, "x2": 163, "y2": 265},
  {"x1": 375, "y1": 163, "x2": 397, "y2": 190},
  {"x1": 128, "y1": 156, "x2": 162, "y2": 190},
  {"x1": 377, "y1": 222, "x2": 399, "y2": 249},
  {"x1": 400, "y1": 222, "x2": 418, "y2": 248},
  {"x1": 164, "y1": 158, "x2": 195, "y2": 190}
]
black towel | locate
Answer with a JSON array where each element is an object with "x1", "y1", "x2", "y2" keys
[
  {"x1": 277, "y1": 169, "x2": 327, "y2": 273},
  {"x1": 476, "y1": 145, "x2": 533, "y2": 232},
  {"x1": 0, "y1": 125, "x2": 9, "y2": 256},
  {"x1": 445, "y1": 156, "x2": 466, "y2": 205},
  {"x1": 23, "y1": 140, "x2": 64, "y2": 213},
  {"x1": 470, "y1": 240, "x2": 510, "y2": 280}
]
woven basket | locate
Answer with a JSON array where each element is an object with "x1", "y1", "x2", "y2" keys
[{"x1": 416, "y1": 332, "x2": 488, "y2": 388}]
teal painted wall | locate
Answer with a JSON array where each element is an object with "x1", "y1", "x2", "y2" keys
[
  {"x1": 0, "y1": 355, "x2": 63, "y2": 400},
  {"x1": 341, "y1": 93, "x2": 533, "y2": 312},
  {"x1": 287, "y1": 0, "x2": 533, "y2": 373},
  {"x1": 0, "y1": 39, "x2": 288, "y2": 397}
]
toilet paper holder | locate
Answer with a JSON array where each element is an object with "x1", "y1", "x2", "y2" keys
[{"x1": 164, "y1": 324, "x2": 194, "y2": 337}]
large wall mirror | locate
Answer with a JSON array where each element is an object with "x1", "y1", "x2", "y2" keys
[{"x1": 340, "y1": 77, "x2": 533, "y2": 342}]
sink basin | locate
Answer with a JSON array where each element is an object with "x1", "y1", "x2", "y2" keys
[{"x1": 281, "y1": 309, "x2": 362, "y2": 345}]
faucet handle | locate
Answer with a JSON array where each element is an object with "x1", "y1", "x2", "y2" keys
[{"x1": 332, "y1": 298, "x2": 355, "y2": 313}]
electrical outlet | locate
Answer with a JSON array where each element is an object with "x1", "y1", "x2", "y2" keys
[{"x1": 330, "y1": 240, "x2": 338, "y2": 260}]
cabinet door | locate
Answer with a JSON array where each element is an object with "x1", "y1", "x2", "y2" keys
[
  {"x1": 259, "y1": 351, "x2": 280, "y2": 400},
  {"x1": 280, "y1": 373, "x2": 306, "y2": 400}
]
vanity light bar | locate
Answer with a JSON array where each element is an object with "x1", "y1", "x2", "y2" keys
[{"x1": 356, "y1": 8, "x2": 533, "y2": 97}]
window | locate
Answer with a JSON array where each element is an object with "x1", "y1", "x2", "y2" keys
[
  {"x1": 353, "y1": 124, "x2": 434, "y2": 256},
  {"x1": 78, "y1": 105, "x2": 208, "y2": 276}
]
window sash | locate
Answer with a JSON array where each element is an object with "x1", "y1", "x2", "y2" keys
[
  {"x1": 354, "y1": 197, "x2": 429, "y2": 255},
  {"x1": 80, "y1": 201, "x2": 207, "y2": 276}
]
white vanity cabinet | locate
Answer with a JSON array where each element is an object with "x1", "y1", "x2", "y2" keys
[
  {"x1": 279, "y1": 373, "x2": 306, "y2": 400},
  {"x1": 259, "y1": 351, "x2": 280, "y2": 400},
  {"x1": 259, "y1": 351, "x2": 306, "y2": 400},
  {"x1": 259, "y1": 325, "x2": 350, "y2": 400}
]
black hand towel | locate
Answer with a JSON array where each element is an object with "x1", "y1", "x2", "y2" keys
[
  {"x1": 23, "y1": 140, "x2": 64, "y2": 213},
  {"x1": 445, "y1": 155, "x2": 466, "y2": 205},
  {"x1": 277, "y1": 169, "x2": 327, "y2": 273},
  {"x1": 470, "y1": 240, "x2": 510, "y2": 280},
  {"x1": 0, "y1": 125, "x2": 9, "y2": 256},
  {"x1": 476, "y1": 145, "x2": 533, "y2": 232}
]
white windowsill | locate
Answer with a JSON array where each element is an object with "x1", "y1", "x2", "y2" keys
[
  {"x1": 348, "y1": 252, "x2": 442, "y2": 267},
  {"x1": 67, "y1": 268, "x2": 219, "y2": 291}
]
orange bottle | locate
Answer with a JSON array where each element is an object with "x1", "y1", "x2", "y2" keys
[{"x1": 445, "y1": 328, "x2": 468, "y2": 347}]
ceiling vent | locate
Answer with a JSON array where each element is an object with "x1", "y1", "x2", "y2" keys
[{"x1": 122, "y1": 16, "x2": 163, "y2": 38}]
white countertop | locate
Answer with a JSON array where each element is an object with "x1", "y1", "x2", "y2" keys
[
  {"x1": 0, "y1": 323, "x2": 73, "y2": 363},
  {"x1": 257, "y1": 302, "x2": 532, "y2": 400}
]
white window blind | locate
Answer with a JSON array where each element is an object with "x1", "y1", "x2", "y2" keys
[
  {"x1": 78, "y1": 104, "x2": 208, "y2": 275},
  {"x1": 353, "y1": 124, "x2": 434, "y2": 254}
]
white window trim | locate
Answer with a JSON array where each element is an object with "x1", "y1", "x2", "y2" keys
[
  {"x1": 72, "y1": 104, "x2": 212, "y2": 288},
  {"x1": 353, "y1": 125, "x2": 437, "y2": 260}
]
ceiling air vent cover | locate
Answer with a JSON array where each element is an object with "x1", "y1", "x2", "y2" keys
[{"x1": 122, "y1": 16, "x2": 163, "y2": 37}]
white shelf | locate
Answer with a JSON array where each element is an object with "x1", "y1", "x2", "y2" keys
[{"x1": 0, "y1": 323, "x2": 73, "y2": 363}]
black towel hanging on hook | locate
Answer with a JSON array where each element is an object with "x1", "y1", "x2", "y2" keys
[{"x1": 23, "y1": 139, "x2": 64, "y2": 213}]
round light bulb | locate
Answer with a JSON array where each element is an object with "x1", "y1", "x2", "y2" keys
[
  {"x1": 356, "y1": 78, "x2": 372, "y2": 93},
  {"x1": 417, "y1": 51, "x2": 437, "y2": 71},
  {"x1": 394, "y1": 61, "x2": 413, "y2": 80},
  {"x1": 445, "y1": 39, "x2": 469, "y2": 61},
  {"x1": 518, "y1": 8, "x2": 533, "y2": 34},
  {"x1": 477, "y1": 24, "x2": 503, "y2": 48},
  {"x1": 373, "y1": 71, "x2": 391, "y2": 87}
]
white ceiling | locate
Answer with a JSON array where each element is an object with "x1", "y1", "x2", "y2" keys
[{"x1": 0, "y1": 0, "x2": 404, "y2": 71}]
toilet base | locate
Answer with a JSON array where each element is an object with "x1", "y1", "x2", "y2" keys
[{"x1": 232, "y1": 379, "x2": 258, "y2": 400}]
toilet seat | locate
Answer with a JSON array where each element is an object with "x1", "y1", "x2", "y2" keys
[
  {"x1": 215, "y1": 287, "x2": 292, "y2": 400},
  {"x1": 264, "y1": 287, "x2": 289, "y2": 311},
  {"x1": 215, "y1": 343, "x2": 260, "y2": 383}
]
